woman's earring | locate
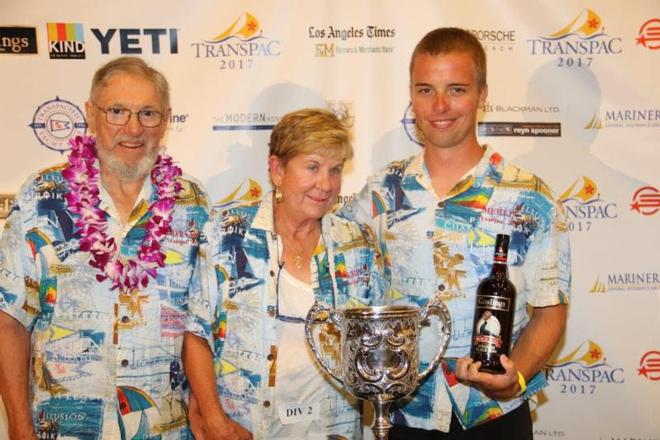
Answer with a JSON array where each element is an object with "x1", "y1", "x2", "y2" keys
[{"x1": 275, "y1": 186, "x2": 284, "y2": 203}]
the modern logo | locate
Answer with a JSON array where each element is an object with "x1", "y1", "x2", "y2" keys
[
  {"x1": 638, "y1": 350, "x2": 660, "y2": 381},
  {"x1": 590, "y1": 271, "x2": 660, "y2": 293},
  {"x1": 90, "y1": 27, "x2": 178, "y2": 54},
  {"x1": 631, "y1": 186, "x2": 660, "y2": 216},
  {"x1": 585, "y1": 109, "x2": 660, "y2": 129},
  {"x1": 0, "y1": 194, "x2": 16, "y2": 219},
  {"x1": 527, "y1": 8, "x2": 622, "y2": 67},
  {"x1": 559, "y1": 176, "x2": 617, "y2": 232},
  {"x1": 192, "y1": 12, "x2": 280, "y2": 69},
  {"x1": 308, "y1": 24, "x2": 396, "y2": 57},
  {"x1": 469, "y1": 28, "x2": 516, "y2": 52},
  {"x1": 47, "y1": 22, "x2": 85, "y2": 59},
  {"x1": 0, "y1": 26, "x2": 37, "y2": 54},
  {"x1": 545, "y1": 340, "x2": 624, "y2": 395},
  {"x1": 29, "y1": 97, "x2": 87, "y2": 152},
  {"x1": 636, "y1": 18, "x2": 660, "y2": 50}
]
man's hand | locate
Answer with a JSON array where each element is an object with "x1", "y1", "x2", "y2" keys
[
  {"x1": 202, "y1": 413, "x2": 253, "y2": 440},
  {"x1": 455, "y1": 354, "x2": 521, "y2": 400}
]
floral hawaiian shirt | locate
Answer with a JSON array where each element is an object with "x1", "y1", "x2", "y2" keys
[
  {"x1": 340, "y1": 147, "x2": 571, "y2": 432},
  {"x1": 0, "y1": 162, "x2": 209, "y2": 439},
  {"x1": 187, "y1": 194, "x2": 384, "y2": 439}
]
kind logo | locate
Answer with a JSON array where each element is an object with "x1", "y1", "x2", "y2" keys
[
  {"x1": 545, "y1": 340, "x2": 624, "y2": 395},
  {"x1": 527, "y1": 8, "x2": 622, "y2": 67},
  {"x1": 192, "y1": 12, "x2": 280, "y2": 69},
  {"x1": 47, "y1": 22, "x2": 85, "y2": 59}
]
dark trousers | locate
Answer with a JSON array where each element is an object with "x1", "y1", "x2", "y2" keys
[{"x1": 390, "y1": 401, "x2": 533, "y2": 440}]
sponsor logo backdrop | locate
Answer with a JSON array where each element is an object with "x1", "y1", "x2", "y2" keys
[{"x1": 1, "y1": 1, "x2": 658, "y2": 438}]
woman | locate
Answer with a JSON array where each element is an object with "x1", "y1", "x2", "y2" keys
[{"x1": 185, "y1": 109, "x2": 383, "y2": 439}]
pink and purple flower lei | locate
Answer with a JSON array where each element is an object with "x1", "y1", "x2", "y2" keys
[{"x1": 62, "y1": 135, "x2": 183, "y2": 292}]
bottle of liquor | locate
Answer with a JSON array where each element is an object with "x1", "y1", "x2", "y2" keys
[{"x1": 470, "y1": 234, "x2": 516, "y2": 374}]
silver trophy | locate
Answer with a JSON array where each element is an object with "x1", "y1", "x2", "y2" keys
[{"x1": 305, "y1": 295, "x2": 451, "y2": 439}]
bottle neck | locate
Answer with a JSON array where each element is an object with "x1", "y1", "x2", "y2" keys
[{"x1": 491, "y1": 261, "x2": 509, "y2": 277}]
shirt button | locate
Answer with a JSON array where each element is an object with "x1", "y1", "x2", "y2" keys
[
  {"x1": 267, "y1": 353, "x2": 274, "y2": 361},
  {"x1": 121, "y1": 359, "x2": 129, "y2": 367},
  {"x1": 269, "y1": 270, "x2": 275, "y2": 277},
  {"x1": 267, "y1": 306, "x2": 275, "y2": 318},
  {"x1": 437, "y1": 201, "x2": 445, "y2": 208},
  {"x1": 263, "y1": 400, "x2": 271, "y2": 408},
  {"x1": 121, "y1": 316, "x2": 130, "y2": 323}
]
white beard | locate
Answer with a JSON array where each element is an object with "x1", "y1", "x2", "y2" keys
[{"x1": 97, "y1": 146, "x2": 161, "y2": 181}]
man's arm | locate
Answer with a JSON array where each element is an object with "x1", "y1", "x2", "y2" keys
[
  {"x1": 183, "y1": 333, "x2": 252, "y2": 440},
  {"x1": 456, "y1": 304, "x2": 567, "y2": 400},
  {"x1": 0, "y1": 311, "x2": 36, "y2": 439}
]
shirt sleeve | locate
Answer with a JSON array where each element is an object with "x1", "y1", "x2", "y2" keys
[{"x1": 0, "y1": 181, "x2": 41, "y2": 329}]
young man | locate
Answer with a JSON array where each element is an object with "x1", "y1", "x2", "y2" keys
[
  {"x1": 342, "y1": 28, "x2": 570, "y2": 438},
  {"x1": 0, "y1": 57, "x2": 209, "y2": 439}
]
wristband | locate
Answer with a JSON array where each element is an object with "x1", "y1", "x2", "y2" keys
[{"x1": 516, "y1": 371, "x2": 527, "y2": 396}]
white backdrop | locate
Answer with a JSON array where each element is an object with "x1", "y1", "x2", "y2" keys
[{"x1": 1, "y1": 1, "x2": 658, "y2": 438}]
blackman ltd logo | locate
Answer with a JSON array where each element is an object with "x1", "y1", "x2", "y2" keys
[
  {"x1": 47, "y1": 22, "x2": 85, "y2": 59},
  {"x1": 585, "y1": 109, "x2": 660, "y2": 129},
  {"x1": 0, "y1": 26, "x2": 37, "y2": 54},
  {"x1": 590, "y1": 270, "x2": 660, "y2": 293},
  {"x1": 192, "y1": 12, "x2": 280, "y2": 69},
  {"x1": 636, "y1": 18, "x2": 660, "y2": 50},
  {"x1": 631, "y1": 186, "x2": 660, "y2": 216},
  {"x1": 308, "y1": 23, "x2": 396, "y2": 57},
  {"x1": 29, "y1": 97, "x2": 87, "y2": 152},
  {"x1": 527, "y1": 8, "x2": 622, "y2": 67},
  {"x1": 638, "y1": 350, "x2": 660, "y2": 381},
  {"x1": 545, "y1": 340, "x2": 624, "y2": 395},
  {"x1": 559, "y1": 176, "x2": 617, "y2": 232}
]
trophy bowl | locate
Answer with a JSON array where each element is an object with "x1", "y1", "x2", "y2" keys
[{"x1": 305, "y1": 295, "x2": 451, "y2": 439}]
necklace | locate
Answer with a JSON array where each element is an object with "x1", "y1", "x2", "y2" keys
[{"x1": 62, "y1": 135, "x2": 182, "y2": 292}]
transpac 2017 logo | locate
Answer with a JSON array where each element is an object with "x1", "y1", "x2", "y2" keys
[
  {"x1": 192, "y1": 12, "x2": 280, "y2": 70},
  {"x1": 527, "y1": 8, "x2": 622, "y2": 68},
  {"x1": 545, "y1": 340, "x2": 624, "y2": 395},
  {"x1": 29, "y1": 97, "x2": 87, "y2": 152},
  {"x1": 559, "y1": 175, "x2": 617, "y2": 232}
]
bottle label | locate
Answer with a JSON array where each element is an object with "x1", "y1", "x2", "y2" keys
[{"x1": 476, "y1": 295, "x2": 511, "y2": 312}]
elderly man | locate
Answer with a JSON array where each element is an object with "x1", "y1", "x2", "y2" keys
[{"x1": 0, "y1": 57, "x2": 208, "y2": 439}]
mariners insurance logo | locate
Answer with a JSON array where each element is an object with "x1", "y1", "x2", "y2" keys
[
  {"x1": 559, "y1": 176, "x2": 616, "y2": 232},
  {"x1": 191, "y1": 12, "x2": 280, "y2": 70},
  {"x1": 584, "y1": 108, "x2": 660, "y2": 129},
  {"x1": 29, "y1": 97, "x2": 87, "y2": 152},
  {"x1": 528, "y1": 8, "x2": 622, "y2": 67},
  {"x1": 589, "y1": 270, "x2": 660, "y2": 293},
  {"x1": 545, "y1": 340, "x2": 624, "y2": 395}
]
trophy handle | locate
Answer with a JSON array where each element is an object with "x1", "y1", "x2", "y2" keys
[
  {"x1": 305, "y1": 300, "x2": 344, "y2": 384},
  {"x1": 417, "y1": 294, "x2": 452, "y2": 383}
]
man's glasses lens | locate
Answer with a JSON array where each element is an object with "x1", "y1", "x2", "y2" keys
[{"x1": 102, "y1": 106, "x2": 163, "y2": 128}]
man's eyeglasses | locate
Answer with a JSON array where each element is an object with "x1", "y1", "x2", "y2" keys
[{"x1": 94, "y1": 105, "x2": 164, "y2": 128}]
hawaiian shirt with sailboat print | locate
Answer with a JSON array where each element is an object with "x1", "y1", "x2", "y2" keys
[
  {"x1": 186, "y1": 194, "x2": 384, "y2": 439},
  {"x1": 0, "y1": 163, "x2": 209, "y2": 439},
  {"x1": 340, "y1": 146, "x2": 571, "y2": 432}
]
